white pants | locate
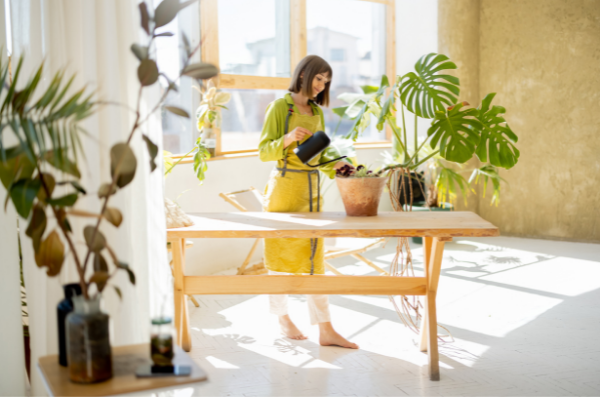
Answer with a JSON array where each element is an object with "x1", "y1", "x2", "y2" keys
[{"x1": 268, "y1": 270, "x2": 331, "y2": 325}]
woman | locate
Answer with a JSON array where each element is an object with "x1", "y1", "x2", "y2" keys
[{"x1": 258, "y1": 55, "x2": 358, "y2": 349}]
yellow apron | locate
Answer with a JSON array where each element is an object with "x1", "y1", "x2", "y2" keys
[{"x1": 263, "y1": 105, "x2": 324, "y2": 275}]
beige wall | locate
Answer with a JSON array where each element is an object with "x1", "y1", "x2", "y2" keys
[{"x1": 440, "y1": 0, "x2": 600, "y2": 242}]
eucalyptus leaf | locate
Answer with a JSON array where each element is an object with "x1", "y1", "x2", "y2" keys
[
  {"x1": 69, "y1": 181, "x2": 86, "y2": 194},
  {"x1": 117, "y1": 262, "x2": 136, "y2": 285},
  {"x1": 34, "y1": 230, "x2": 64, "y2": 276},
  {"x1": 137, "y1": 59, "x2": 159, "y2": 86},
  {"x1": 154, "y1": 32, "x2": 174, "y2": 37},
  {"x1": 104, "y1": 207, "x2": 123, "y2": 227},
  {"x1": 138, "y1": 2, "x2": 150, "y2": 35},
  {"x1": 131, "y1": 44, "x2": 149, "y2": 61},
  {"x1": 47, "y1": 193, "x2": 79, "y2": 207},
  {"x1": 142, "y1": 134, "x2": 159, "y2": 172},
  {"x1": 83, "y1": 225, "x2": 106, "y2": 252},
  {"x1": 98, "y1": 183, "x2": 117, "y2": 198},
  {"x1": 113, "y1": 285, "x2": 122, "y2": 300},
  {"x1": 165, "y1": 106, "x2": 190, "y2": 118},
  {"x1": 155, "y1": 0, "x2": 196, "y2": 28},
  {"x1": 110, "y1": 143, "x2": 137, "y2": 188},
  {"x1": 182, "y1": 63, "x2": 219, "y2": 80}
]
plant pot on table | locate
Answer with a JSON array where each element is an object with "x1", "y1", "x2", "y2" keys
[
  {"x1": 336, "y1": 176, "x2": 387, "y2": 217},
  {"x1": 408, "y1": 202, "x2": 454, "y2": 244}
]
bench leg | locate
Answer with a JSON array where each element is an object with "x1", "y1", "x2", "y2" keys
[{"x1": 419, "y1": 237, "x2": 433, "y2": 352}]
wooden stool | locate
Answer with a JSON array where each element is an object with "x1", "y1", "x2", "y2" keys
[{"x1": 167, "y1": 240, "x2": 200, "y2": 307}]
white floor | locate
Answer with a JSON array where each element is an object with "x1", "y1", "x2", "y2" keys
[{"x1": 171, "y1": 237, "x2": 600, "y2": 396}]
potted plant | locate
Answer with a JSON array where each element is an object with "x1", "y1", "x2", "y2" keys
[
  {"x1": 335, "y1": 164, "x2": 387, "y2": 216},
  {"x1": 0, "y1": 0, "x2": 218, "y2": 383},
  {"x1": 334, "y1": 53, "x2": 519, "y2": 216}
]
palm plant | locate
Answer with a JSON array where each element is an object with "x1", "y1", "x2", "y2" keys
[{"x1": 0, "y1": 0, "x2": 218, "y2": 301}]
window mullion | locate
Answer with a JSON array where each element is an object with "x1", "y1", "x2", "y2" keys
[{"x1": 290, "y1": 0, "x2": 307, "y2": 72}]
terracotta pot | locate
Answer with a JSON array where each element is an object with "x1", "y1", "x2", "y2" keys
[{"x1": 336, "y1": 176, "x2": 387, "y2": 217}]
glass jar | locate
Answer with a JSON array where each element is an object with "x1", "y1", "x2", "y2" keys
[
  {"x1": 201, "y1": 127, "x2": 217, "y2": 157},
  {"x1": 66, "y1": 295, "x2": 112, "y2": 383},
  {"x1": 150, "y1": 317, "x2": 175, "y2": 367}
]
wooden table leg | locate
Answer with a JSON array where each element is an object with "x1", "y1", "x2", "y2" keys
[
  {"x1": 419, "y1": 236, "x2": 433, "y2": 352},
  {"x1": 424, "y1": 237, "x2": 449, "y2": 381},
  {"x1": 171, "y1": 238, "x2": 192, "y2": 352}
]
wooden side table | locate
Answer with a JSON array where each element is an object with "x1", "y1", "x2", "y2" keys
[{"x1": 37, "y1": 343, "x2": 207, "y2": 397}]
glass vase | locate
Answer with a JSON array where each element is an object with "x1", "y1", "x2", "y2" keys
[
  {"x1": 150, "y1": 317, "x2": 175, "y2": 367},
  {"x1": 66, "y1": 295, "x2": 112, "y2": 383}
]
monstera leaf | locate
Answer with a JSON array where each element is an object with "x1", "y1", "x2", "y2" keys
[
  {"x1": 475, "y1": 93, "x2": 520, "y2": 169},
  {"x1": 428, "y1": 102, "x2": 482, "y2": 164},
  {"x1": 399, "y1": 53, "x2": 460, "y2": 119}
]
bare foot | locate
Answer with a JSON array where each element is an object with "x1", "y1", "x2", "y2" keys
[
  {"x1": 279, "y1": 315, "x2": 308, "y2": 340},
  {"x1": 318, "y1": 322, "x2": 359, "y2": 349}
]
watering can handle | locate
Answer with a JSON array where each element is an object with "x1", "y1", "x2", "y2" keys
[{"x1": 305, "y1": 156, "x2": 347, "y2": 168}]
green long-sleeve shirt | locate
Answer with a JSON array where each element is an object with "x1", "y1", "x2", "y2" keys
[{"x1": 258, "y1": 93, "x2": 340, "y2": 179}]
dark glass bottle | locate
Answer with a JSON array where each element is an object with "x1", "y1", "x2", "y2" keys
[{"x1": 57, "y1": 283, "x2": 81, "y2": 366}]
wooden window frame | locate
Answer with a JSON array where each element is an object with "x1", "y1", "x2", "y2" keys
[{"x1": 197, "y1": 0, "x2": 395, "y2": 158}]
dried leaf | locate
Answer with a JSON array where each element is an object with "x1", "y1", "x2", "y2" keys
[
  {"x1": 110, "y1": 143, "x2": 137, "y2": 188},
  {"x1": 89, "y1": 271, "x2": 109, "y2": 293},
  {"x1": 137, "y1": 59, "x2": 159, "y2": 86},
  {"x1": 83, "y1": 225, "x2": 106, "y2": 252},
  {"x1": 36, "y1": 173, "x2": 56, "y2": 202},
  {"x1": 93, "y1": 252, "x2": 109, "y2": 273},
  {"x1": 25, "y1": 204, "x2": 47, "y2": 252},
  {"x1": 104, "y1": 207, "x2": 123, "y2": 227},
  {"x1": 34, "y1": 230, "x2": 65, "y2": 276},
  {"x1": 98, "y1": 182, "x2": 117, "y2": 198}
]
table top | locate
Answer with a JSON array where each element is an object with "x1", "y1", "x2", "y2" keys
[
  {"x1": 166, "y1": 211, "x2": 499, "y2": 239},
  {"x1": 37, "y1": 343, "x2": 207, "y2": 397}
]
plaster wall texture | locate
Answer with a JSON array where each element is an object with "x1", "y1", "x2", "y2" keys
[
  {"x1": 437, "y1": 0, "x2": 482, "y2": 213},
  {"x1": 479, "y1": 0, "x2": 600, "y2": 242},
  {"x1": 165, "y1": 148, "x2": 392, "y2": 276}
]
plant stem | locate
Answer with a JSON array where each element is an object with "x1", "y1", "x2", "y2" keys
[
  {"x1": 165, "y1": 146, "x2": 197, "y2": 176},
  {"x1": 414, "y1": 113, "x2": 418, "y2": 163},
  {"x1": 400, "y1": 103, "x2": 408, "y2": 163}
]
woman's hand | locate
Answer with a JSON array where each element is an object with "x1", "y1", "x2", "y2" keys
[{"x1": 284, "y1": 127, "x2": 313, "y2": 148}]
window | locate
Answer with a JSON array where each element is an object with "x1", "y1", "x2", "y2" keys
[{"x1": 161, "y1": 0, "x2": 396, "y2": 156}]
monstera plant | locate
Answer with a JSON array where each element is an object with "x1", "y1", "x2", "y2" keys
[
  {"x1": 0, "y1": 0, "x2": 218, "y2": 301},
  {"x1": 335, "y1": 53, "x2": 519, "y2": 207}
]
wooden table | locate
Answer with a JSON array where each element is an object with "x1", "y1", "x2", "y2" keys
[
  {"x1": 37, "y1": 343, "x2": 207, "y2": 396},
  {"x1": 167, "y1": 211, "x2": 499, "y2": 381}
]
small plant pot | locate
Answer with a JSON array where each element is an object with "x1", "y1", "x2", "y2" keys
[
  {"x1": 336, "y1": 176, "x2": 387, "y2": 217},
  {"x1": 410, "y1": 203, "x2": 454, "y2": 244}
]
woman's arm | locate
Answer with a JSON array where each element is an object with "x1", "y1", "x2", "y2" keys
[{"x1": 258, "y1": 101, "x2": 286, "y2": 162}]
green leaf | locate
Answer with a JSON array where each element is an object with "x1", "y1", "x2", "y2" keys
[
  {"x1": 93, "y1": 252, "x2": 109, "y2": 273},
  {"x1": 10, "y1": 178, "x2": 41, "y2": 218},
  {"x1": 69, "y1": 181, "x2": 86, "y2": 194},
  {"x1": 360, "y1": 85, "x2": 379, "y2": 94},
  {"x1": 155, "y1": 0, "x2": 196, "y2": 28},
  {"x1": 113, "y1": 285, "x2": 122, "y2": 300},
  {"x1": 436, "y1": 166, "x2": 472, "y2": 206},
  {"x1": 138, "y1": 2, "x2": 150, "y2": 35},
  {"x1": 103, "y1": 207, "x2": 123, "y2": 227},
  {"x1": 0, "y1": 147, "x2": 36, "y2": 190},
  {"x1": 25, "y1": 204, "x2": 47, "y2": 252},
  {"x1": 44, "y1": 150, "x2": 81, "y2": 178},
  {"x1": 182, "y1": 62, "x2": 219, "y2": 80},
  {"x1": 474, "y1": 93, "x2": 520, "y2": 169},
  {"x1": 131, "y1": 44, "x2": 149, "y2": 61},
  {"x1": 154, "y1": 32, "x2": 174, "y2": 37},
  {"x1": 141, "y1": 134, "x2": 159, "y2": 172},
  {"x1": 83, "y1": 225, "x2": 106, "y2": 252},
  {"x1": 165, "y1": 106, "x2": 190, "y2": 118},
  {"x1": 36, "y1": 173, "x2": 56, "y2": 202},
  {"x1": 399, "y1": 53, "x2": 460, "y2": 119},
  {"x1": 110, "y1": 143, "x2": 137, "y2": 188},
  {"x1": 34, "y1": 230, "x2": 64, "y2": 277},
  {"x1": 427, "y1": 102, "x2": 482, "y2": 164},
  {"x1": 138, "y1": 59, "x2": 159, "y2": 86},
  {"x1": 47, "y1": 193, "x2": 79, "y2": 207}
]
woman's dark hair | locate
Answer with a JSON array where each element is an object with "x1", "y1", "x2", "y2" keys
[{"x1": 288, "y1": 55, "x2": 333, "y2": 106}]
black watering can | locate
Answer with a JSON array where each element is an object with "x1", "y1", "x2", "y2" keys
[{"x1": 293, "y1": 130, "x2": 346, "y2": 167}]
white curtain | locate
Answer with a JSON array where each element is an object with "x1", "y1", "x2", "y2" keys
[{"x1": 2, "y1": 1, "x2": 171, "y2": 395}]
